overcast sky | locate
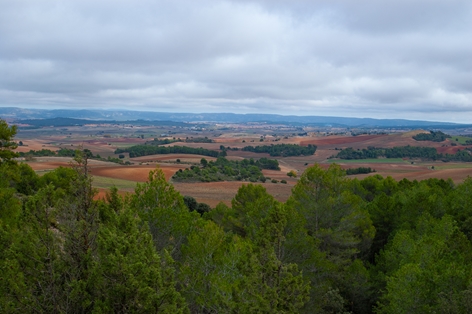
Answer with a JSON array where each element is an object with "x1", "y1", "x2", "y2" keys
[{"x1": 1, "y1": 0, "x2": 471, "y2": 122}]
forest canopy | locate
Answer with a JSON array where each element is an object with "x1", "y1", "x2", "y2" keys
[{"x1": 1, "y1": 119, "x2": 472, "y2": 313}]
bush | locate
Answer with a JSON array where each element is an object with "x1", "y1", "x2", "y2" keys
[
  {"x1": 271, "y1": 179, "x2": 278, "y2": 183},
  {"x1": 287, "y1": 170, "x2": 297, "y2": 178},
  {"x1": 281, "y1": 179, "x2": 287, "y2": 184}
]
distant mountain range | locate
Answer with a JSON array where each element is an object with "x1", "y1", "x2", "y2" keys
[{"x1": 0, "y1": 107, "x2": 468, "y2": 128}]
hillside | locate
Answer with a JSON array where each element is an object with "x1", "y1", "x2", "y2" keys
[{"x1": 1, "y1": 107, "x2": 468, "y2": 128}]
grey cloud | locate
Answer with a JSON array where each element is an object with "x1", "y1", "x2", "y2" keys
[{"x1": 0, "y1": 0, "x2": 471, "y2": 122}]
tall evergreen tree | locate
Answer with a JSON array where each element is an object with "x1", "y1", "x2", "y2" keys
[
  {"x1": 131, "y1": 168, "x2": 197, "y2": 259},
  {"x1": 0, "y1": 120, "x2": 18, "y2": 165},
  {"x1": 58, "y1": 151, "x2": 99, "y2": 313},
  {"x1": 93, "y1": 188, "x2": 188, "y2": 313}
]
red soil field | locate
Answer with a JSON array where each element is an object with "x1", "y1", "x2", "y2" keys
[
  {"x1": 27, "y1": 161, "x2": 71, "y2": 171},
  {"x1": 94, "y1": 188, "x2": 130, "y2": 201},
  {"x1": 435, "y1": 145, "x2": 464, "y2": 154},
  {"x1": 16, "y1": 139, "x2": 59, "y2": 152},
  {"x1": 90, "y1": 164, "x2": 186, "y2": 182},
  {"x1": 213, "y1": 137, "x2": 246, "y2": 143},
  {"x1": 103, "y1": 137, "x2": 146, "y2": 144},
  {"x1": 26, "y1": 157, "x2": 114, "y2": 171},
  {"x1": 300, "y1": 135, "x2": 385, "y2": 146},
  {"x1": 300, "y1": 133, "x2": 450, "y2": 150},
  {"x1": 173, "y1": 180, "x2": 295, "y2": 207}
]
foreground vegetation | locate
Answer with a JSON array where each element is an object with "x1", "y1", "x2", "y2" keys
[{"x1": 2, "y1": 119, "x2": 472, "y2": 313}]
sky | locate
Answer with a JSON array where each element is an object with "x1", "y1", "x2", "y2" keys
[{"x1": 0, "y1": 0, "x2": 471, "y2": 123}]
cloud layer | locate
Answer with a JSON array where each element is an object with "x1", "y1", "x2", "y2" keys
[{"x1": 1, "y1": 0, "x2": 471, "y2": 122}]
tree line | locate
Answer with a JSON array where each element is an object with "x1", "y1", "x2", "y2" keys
[
  {"x1": 333, "y1": 146, "x2": 472, "y2": 162},
  {"x1": 346, "y1": 167, "x2": 375, "y2": 175},
  {"x1": 2, "y1": 119, "x2": 472, "y2": 313},
  {"x1": 18, "y1": 148, "x2": 77, "y2": 158},
  {"x1": 115, "y1": 145, "x2": 227, "y2": 158},
  {"x1": 236, "y1": 143, "x2": 317, "y2": 157}
]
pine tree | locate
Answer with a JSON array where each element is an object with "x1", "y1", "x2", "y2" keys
[
  {"x1": 58, "y1": 151, "x2": 99, "y2": 313},
  {"x1": 131, "y1": 168, "x2": 197, "y2": 259},
  {"x1": 93, "y1": 189, "x2": 188, "y2": 313}
]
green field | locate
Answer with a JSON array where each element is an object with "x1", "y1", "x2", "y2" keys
[
  {"x1": 327, "y1": 158, "x2": 406, "y2": 164},
  {"x1": 434, "y1": 163, "x2": 472, "y2": 170},
  {"x1": 92, "y1": 175, "x2": 138, "y2": 190},
  {"x1": 449, "y1": 135, "x2": 472, "y2": 145}
]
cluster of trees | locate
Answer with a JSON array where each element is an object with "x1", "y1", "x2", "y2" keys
[
  {"x1": 183, "y1": 195, "x2": 211, "y2": 215},
  {"x1": 240, "y1": 144, "x2": 317, "y2": 157},
  {"x1": 172, "y1": 157, "x2": 279, "y2": 183},
  {"x1": 346, "y1": 167, "x2": 375, "y2": 175},
  {"x1": 2, "y1": 119, "x2": 472, "y2": 313},
  {"x1": 19, "y1": 148, "x2": 131, "y2": 165},
  {"x1": 184, "y1": 137, "x2": 213, "y2": 143},
  {"x1": 105, "y1": 155, "x2": 132, "y2": 165},
  {"x1": 351, "y1": 132, "x2": 386, "y2": 136},
  {"x1": 334, "y1": 146, "x2": 472, "y2": 162},
  {"x1": 115, "y1": 145, "x2": 226, "y2": 158},
  {"x1": 146, "y1": 138, "x2": 181, "y2": 145},
  {"x1": 413, "y1": 130, "x2": 451, "y2": 142},
  {"x1": 18, "y1": 148, "x2": 78, "y2": 158}
]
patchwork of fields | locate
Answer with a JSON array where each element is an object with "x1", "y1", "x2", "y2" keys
[{"x1": 18, "y1": 127, "x2": 472, "y2": 206}]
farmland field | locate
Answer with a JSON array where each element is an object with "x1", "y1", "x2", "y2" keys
[
  {"x1": 15, "y1": 122, "x2": 472, "y2": 207},
  {"x1": 327, "y1": 158, "x2": 406, "y2": 164}
]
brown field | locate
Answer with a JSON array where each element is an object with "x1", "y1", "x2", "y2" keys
[
  {"x1": 26, "y1": 157, "x2": 113, "y2": 171},
  {"x1": 16, "y1": 127, "x2": 472, "y2": 207},
  {"x1": 95, "y1": 188, "x2": 131, "y2": 201},
  {"x1": 353, "y1": 167, "x2": 472, "y2": 183},
  {"x1": 300, "y1": 133, "x2": 458, "y2": 150},
  {"x1": 300, "y1": 134, "x2": 385, "y2": 146},
  {"x1": 436, "y1": 145, "x2": 464, "y2": 154},
  {"x1": 173, "y1": 180, "x2": 295, "y2": 207},
  {"x1": 16, "y1": 139, "x2": 61, "y2": 152},
  {"x1": 90, "y1": 163, "x2": 185, "y2": 182}
]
